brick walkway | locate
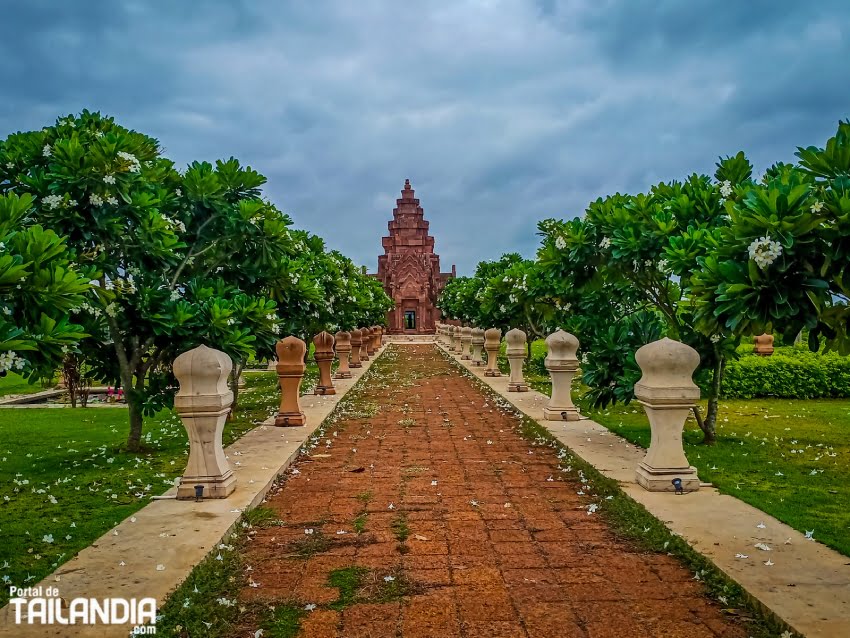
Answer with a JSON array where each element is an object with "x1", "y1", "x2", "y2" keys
[{"x1": 237, "y1": 345, "x2": 748, "y2": 638}]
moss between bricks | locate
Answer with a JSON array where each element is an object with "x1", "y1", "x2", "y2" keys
[{"x1": 440, "y1": 347, "x2": 799, "y2": 638}]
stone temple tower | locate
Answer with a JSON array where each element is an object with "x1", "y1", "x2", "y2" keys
[{"x1": 376, "y1": 179, "x2": 455, "y2": 334}]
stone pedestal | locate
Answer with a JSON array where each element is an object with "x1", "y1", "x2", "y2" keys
[
  {"x1": 366, "y1": 326, "x2": 377, "y2": 356},
  {"x1": 313, "y1": 331, "x2": 336, "y2": 395},
  {"x1": 349, "y1": 329, "x2": 363, "y2": 368},
  {"x1": 460, "y1": 326, "x2": 473, "y2": 360},
  {"x1": 453, "y1": 326, "x2": 464, "y2": 353},
  {"x1": 448, "y1": 326, "x2": 457, "y2": 351},
  {"x1": 484, "y1": 328, "x2": 502, "y2": 377},
  {"x1": 543, "y1": 329, "x2": 581, "y2": 421},
  {"x1": 753, "y1": 333, "x2": 774, "y2": 356},
  {"x1": 173, "y1": 345, "x2": 236, "y2": 499},
  {"x1": 471, "y1": 328, "x2": 485, "y2": 365},
  {"x1": 274, "y1": 336, "x2": 307, "y2": 427},
  {"x1": 633, "y1": 337, "x2": 701, "y2": 492},
  {"x1": 334, "y1": 331, "x2": 352, "y2": 379},
  {"x1": 375, "y1": 326, "x2": 384, "y2": 347},
  {"x1": 360, "y1": 327, "x2": 371, "y2": 361},
  {"x1": 505, "y1": 328, "x2": 528, "y2": 391}
]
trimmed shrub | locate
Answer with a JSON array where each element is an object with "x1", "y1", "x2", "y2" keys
[{"x1": 721, "y1": 349, "x2": 850, "y2": 399}]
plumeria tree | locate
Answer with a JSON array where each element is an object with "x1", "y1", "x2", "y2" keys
[
  {"x1": 542, "y1": 169, "x2": 750, "y2": 443},
  {"x1": 0, "y1": 112, "x2": 288, "y2": 451},
  {"x1": 0, "y1": 192, "x2": 90, "y2": 379},
  {"x1": 692, "y1": 121, "x2": 850, "y2": 354}
]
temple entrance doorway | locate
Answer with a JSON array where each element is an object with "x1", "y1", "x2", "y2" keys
[{"x1": 404, "y1": 310, "x2": 416, "y2": 331}]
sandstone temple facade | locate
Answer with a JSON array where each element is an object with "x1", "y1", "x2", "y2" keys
[{"x1": 375, "y1": 180, "x2": 455, "y2": 334}]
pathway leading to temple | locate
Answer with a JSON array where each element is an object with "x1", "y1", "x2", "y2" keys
[{"x1": 236, "y1": 345, "x2": 748, "y2": 638}]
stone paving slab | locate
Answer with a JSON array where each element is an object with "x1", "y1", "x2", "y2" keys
[
  {"x1": 0, "y1": 345, "x2": 386, "y2": 637},
  {"x1": 440, "y1": 343, "x2": 850, "y2": 638}
]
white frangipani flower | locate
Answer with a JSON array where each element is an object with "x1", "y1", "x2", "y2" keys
[
  {"x1": 554, "y1": 236, "x2": 566, "y2": 250},
  {"x1": 103, "y1": 174, "x2": 116, "y2": 185},
  {"x1": 747, "y1": 236, "x2": 782, "y2": 269},
  {"x1": 89, "y1": 193, "x2": 104, "y2": 207},
  {"x1": 43, "y1": 144, "x2": 52, "y2": 157},
  {"x1": 599, "y1": 236, "x2": 611, "y2": 249},
  {"x1": 719, "y1": 180, "x2": 733, "y2": 198}
]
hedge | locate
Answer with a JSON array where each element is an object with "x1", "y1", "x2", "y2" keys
[
  {"x1": 523, "y1": 339, "x2": 850, "y2": 400},
  {"x1": 720, "y1": 349, "x2": 850, "y2": 399}
]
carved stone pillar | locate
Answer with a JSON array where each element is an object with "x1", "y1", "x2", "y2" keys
[
  {"x1": 349, "y1": 329, "x2": 363, "y2": 368},
  {"x1": 505, "y1": 328, "x2": 529, "y2": 392},
  {"x1": 173, "y1": 345, "x2": 236, "y2": 499},
  {"x1": 448, "y1": 325, "x2": 457, "y2": 351},
  {"x1": 274, "y1": 336, "x2": 306, "y2": 427},
  {"x1": 471, "y1": 328, "x2": 485, "y2": 365},
  {"x1": 634, "y1": 337, "x2": 701, "y2": 492},
  {"x1": 334, "y1": 331, "x2": 352, "y2": 379},
  {"x1": 360, "y1": 327, "x2": 371, "y2": 361},
  {"x1": 366, "y1": 326, "x2": 377, "y2": 356},
  {"x1": 454, "y1": 326, "x2": 464, "y2": 353},
  {"x1": 753, "y1": 333, "x2": 774, "y2": 356},
  {"x1": 460, "y1": 326, "x2": 473, "y2": 359},
  {"x1": 484, "y1": 328, "x2": 502, "y2": 377},
  {"x1": 313, "y1": 331, "x2": 336, "y2": 395},
  {"x1": 543, "y1": 329, "x2": 581, "y2": 421}
]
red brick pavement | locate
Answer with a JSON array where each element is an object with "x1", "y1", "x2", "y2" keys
[{"x1": 235, "y1": 345, "x2": 748, "y2": 638}]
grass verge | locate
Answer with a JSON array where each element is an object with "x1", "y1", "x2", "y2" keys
[{"x1": 0, "y1": 369, "x2": 309, "y2": 607}]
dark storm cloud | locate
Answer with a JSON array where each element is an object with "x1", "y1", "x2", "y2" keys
[{"x1": 1, "y1": 0, "x2": 848, "y2": 274}]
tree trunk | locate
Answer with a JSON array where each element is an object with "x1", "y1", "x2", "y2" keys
[
  {"x1": 229, "y1": 362, "x2": 244, "y2": 419},
  {"x1": 126, "y1": 391, "x2": 145, "y2": 452},
  {"x1": 693, "y1": 355, "x2": 725, "y2": 445},
  {"x1": 702, "y1": 355, "x2": 725, "y2": 445}
]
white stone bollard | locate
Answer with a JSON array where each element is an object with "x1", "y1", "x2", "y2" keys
[
  {"x1": 505, "y1": 328, "x2": 529, "y2": 392},
  {"x1": 460, "y1": 326, "x2": 473, "y2": 359},
  {"x1": 634, "y1": 337, "x2": 701, "y2": 493},
  {"x1": 471, "y1": 327, "x2": 485, "y2": 365},
  {"x1": 543, "y1": 329, "x2": 581, "y2": 421},
  {"x1": 173, "y1": 345, "x2": 237, "y2": 499},
  {"x1": 483, "y1": 328, "x2": 502, "y2": 377},
  {"x1": 448, "y1": 325, "x2": 457, "y2": 351}
]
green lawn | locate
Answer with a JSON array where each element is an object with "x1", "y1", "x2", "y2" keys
[
  {"x1": 0, "y1": 369, "x2": 304, "y2": 606},
  {"x1": 0, "y1": 372, "x2": 54, "y2": 398},
  {"x1": 522, "y1": 366, "x2": 850, "y2": 557}
]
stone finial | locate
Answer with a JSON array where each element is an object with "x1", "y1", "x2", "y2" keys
[
  {"x1": 173, "y1": 345, "x2": 236, "y2": 499},
  {"x1": 313, "y1": 331, "x2": 336, "y2": 395},
  {"x1": 334, "y1": 331, "x2": 353, "y2": 379},
  {"x1": 543, "y1": 329, "x2": 581, "y2": 421},
  {"x1": 448, "y1": 325, "x2": 457, "y2": 351},
  {"x1": 349, "y1": 329, "x2": 363, "y2": 368},
  {"x1": 505, "y1": 328, "x2": 528, "y2": 391},
  {"x1": 274, "y1": 336, "x2": 307, "y2": 427},
  {"x1": 375, "y1": 325, "x2": 384, "y2": 348},
  {"x1": 471, "y1": 327, "x2": 485, "y2": 365},
  {"x1": 460, "y1": 326, "x2": 473, "y2": 360},
  {"x1": 753, "y1": 333, "x2": 774, "y2": 356},
  {"x1": 366, "y1": 326, "x2": 377, "y2": 356},
  {"x1": 454, "y1": 325, "x2": 465, "y2": 353},
  {"x1": 633, "y1": 337, "x2": 701, "y2": 492},
  {"x1": 483, "y1": 328, "x2": 502, "y2": 377},
  {"x1": 359, "y1": 327, "x2": 371, "y2": 361}
]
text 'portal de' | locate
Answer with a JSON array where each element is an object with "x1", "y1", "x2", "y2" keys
[{"x1": 375, "y1": 179, "x2": 455, "y2": 334}]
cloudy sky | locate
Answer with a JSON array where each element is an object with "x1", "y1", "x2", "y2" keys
[{"x1": 1, "y1": 1, "x2": 848, "y2": 274}]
